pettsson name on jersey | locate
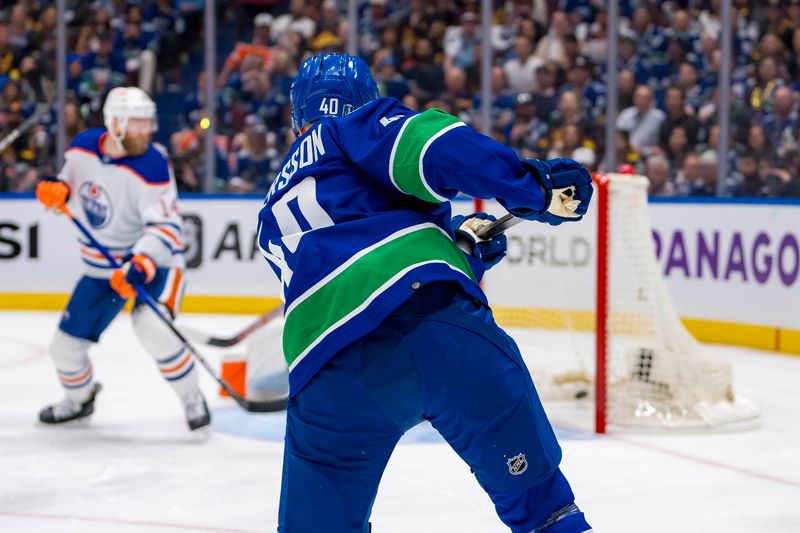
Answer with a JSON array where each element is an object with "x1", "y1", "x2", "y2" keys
[
  {"x1": 267, "y1": 127, "x2": 326, "y2": 202},
  {"x1": 258, "y1": 97, "x2": 546, "y2": 396}
]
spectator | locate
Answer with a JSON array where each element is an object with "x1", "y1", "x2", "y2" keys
[
  {"x1": 599, "y1": 130, "x2": 641, "y2": 173},
  {"x1": 617, "y1": 68, "x2": 636, "y2": 111},
  {"x1": 744, "y1": 124, "x2": 777, "y2": 165},
  {"x1": 617, "y1": 29, "x2": 649, "y2": 84},
  {"x1": 760, "y1": 86, "x2": 798, "y2": 153},
  {"x1": 374, "y1": 51, "x2": 410, "y2": 101},
  {"x1": 272, "y1": 0, "x2": 317, "y2": 42},
  {"x1": 732, "y1": 152, "x2": 766, "y2": 197},
  {"x1": 115, "y1": 6, "x2": 158, "y2": 93},
  {"x1": 628, "y1": 5, "x2": 667, "y2": 63},
  {"x1": 217, "y1": 13, "x2": 274, "y2": 89},
  {"x1": 170, "y1": 114, "x2": 230, "y2": 192},
  {"x1": 144, "y1": 0, "x2": 185, "y2": 90},
  {"x1": 560, "y1": 55, "x2": 605, "y2": 120},
  {"x1": 228, "y1": 115, "x2": 278, "y2": 193},
  {"x1": 659, "y1": 85, "x2": 701, "y2": 148},
  {"x1": 80, "y1": 30, "x2": 126, "y2": 79},
  {"x1": 503, "y1": 36, "x2": 542, "y2": 94},
  {"x1": 439, "y1": 67, "x2": 472, "y2": 118},
  {"x1": 547, "y1": 123, "x2": 594, "y2": 162},
  {"x1": 0, "y1": 24, "x2": 17, "y2": 82},
  {"x1": 645, "y1": 154, "x2": 675, "y2": 196},
  {"x1": 506, "y1": 92, "x2": 548, "y2": 158},
  {"x1": 663, "y1": 125, "x2": 691, "y2": 174},
  {"x1": 7, "y1": 4, "x2": 31, "y2": 53},
  {"x1": 443, "y1": 11, "x2": 480, "y2": 72},
  {"x1": 534, "y1": 10, "x2": 568, "y2": 65},
  {"x1": 532, "y1": 62, "x2": 558, "y2": 121},
  {"x1": 617, "y1": 85, "x2": 666, "y2": 154},
  {"x1": 470, "y1": 66, "x2": 515, "y2": 133},
  {"x1": 676, "y1": 61, "x2": 706, "y2": 112},
  {"x1": 550, "y1": 89, "x2": 586, "y2": 129},
  {"x1": 687, "y1": 150, "x2": 727, "y2": 196},
  {"x1": 747, "y1": 56, "x2": 784, "y2": 113},
  {"x1": 404, "y1": 38, "x2": 444, "y2": 105}
]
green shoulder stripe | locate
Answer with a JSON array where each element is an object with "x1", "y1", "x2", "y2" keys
[
  {"x1": 389, "y1": 109, "x2": 465, "y2": 203},
  {"x1": 283, "y1": 224, "x2": 475, "y2": 368}
]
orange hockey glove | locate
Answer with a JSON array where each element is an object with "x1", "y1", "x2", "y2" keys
[
  {"x1": 110, "y1": 254, "x2": 157, "y2": 300},
  {"x1": 36, "y1": 177, "x2": 70, "y2": 210}
]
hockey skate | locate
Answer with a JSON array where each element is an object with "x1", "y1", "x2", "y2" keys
[
  {"x1": 183, "y1": 391, "x2": 211, "y2": 431},
  {"x1": 39, "y1": 383, "x2": 103, "y2": 424}
]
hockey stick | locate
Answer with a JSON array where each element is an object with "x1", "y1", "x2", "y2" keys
[
  {"x1": 465, "y1": 184, "x2": 580, "y2": 242},
  {"x1": 59, "y1": 205, "x2": 287, "y2": 413},
  {"x1": 0, "y1": 105, "x2": 49, "y2": 153},
  {"x1": 476, "y1": 213, "x2": 520, "y2": 239},
  {"x1": 181, "y1": 304, "x2": 284, "y2": 347}
]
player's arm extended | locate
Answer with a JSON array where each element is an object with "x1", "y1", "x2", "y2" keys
[{"x1": 334, "y1": 102, "x2": 591, "y2": 225}]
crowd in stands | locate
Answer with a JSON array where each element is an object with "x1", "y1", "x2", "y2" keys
[{"x1": 2, "y1": 0, "x2": 800, "y2": 198}]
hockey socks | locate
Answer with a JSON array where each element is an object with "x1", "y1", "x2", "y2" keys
[{"x1": 39, "y1": 382, "x2": 103, "y2": 424}]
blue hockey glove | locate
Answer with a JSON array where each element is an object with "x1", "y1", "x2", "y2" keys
[
  {"x1": 451, "y1": 213, "x2": 507, "y2": 270},
  {"x1": 519, "y1": 157, "x2": 593, "y2": 226}
]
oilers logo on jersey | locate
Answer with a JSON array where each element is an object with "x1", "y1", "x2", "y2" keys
[{"x1": 78, "y1": 181, "x2": 113, "y2": 229}]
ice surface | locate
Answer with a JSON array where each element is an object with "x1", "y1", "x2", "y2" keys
[{"x1": 1, "y1": 311, "x2": 799, "y2": 532}]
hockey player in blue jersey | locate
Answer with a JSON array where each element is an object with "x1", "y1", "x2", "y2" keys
[
  {"x1": 36, "y1": 87, "x2": 210, "y2": 431},
  {"x1": 257, "y1": 54, "x2": 593, "y2": 532}
]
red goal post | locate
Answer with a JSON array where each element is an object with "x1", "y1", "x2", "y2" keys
[{"x1": 472, "y1": 173, "x2": 758, "y2": 433}]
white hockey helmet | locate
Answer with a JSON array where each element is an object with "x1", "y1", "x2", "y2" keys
[{"x1": 103, "y1": 87, "x2": 156, "y2": 143}]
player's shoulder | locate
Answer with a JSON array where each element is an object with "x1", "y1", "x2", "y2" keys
[
  {"x1": 68, "y1": 128, "x2": 106, "y2": 156},
  {"x1": 330, "y1": 97, "x2": 415, "y2": 132},
  {"x1": 118, "y1": 144, "x2": 171, "y2": 186}
]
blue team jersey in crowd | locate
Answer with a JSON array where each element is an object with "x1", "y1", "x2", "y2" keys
[{"x1": 257, "y1": 97, "x2": 546, "y2": 395}]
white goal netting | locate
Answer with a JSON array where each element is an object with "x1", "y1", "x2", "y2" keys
[{"x1": 492, "y1": 174, "x2": 759, "y2": 431}]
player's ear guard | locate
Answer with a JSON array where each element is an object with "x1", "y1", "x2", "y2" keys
[
  {"x1": 518, "y1": 158, "x2": 593, "y2": 226},
  {"x1": 35, "y1": 176, "x2": 70, "y2": 210}
]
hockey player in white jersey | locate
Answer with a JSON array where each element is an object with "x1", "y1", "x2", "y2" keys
[{"x1": 35, "y1": 87, "x2": 210, "y2": 431}]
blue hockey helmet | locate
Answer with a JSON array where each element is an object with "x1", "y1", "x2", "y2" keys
[{"x1": 290, "y1": 53, "x2": 380, "y2": 134}]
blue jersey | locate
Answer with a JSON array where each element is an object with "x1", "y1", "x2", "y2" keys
[{"x1": 257, "y1": 97, "x2": 546, "y2": 395}]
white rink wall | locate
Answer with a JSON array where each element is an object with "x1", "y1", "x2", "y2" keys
[{"x1": 1, "y1": 194, "x2": 799, "y2": 353}]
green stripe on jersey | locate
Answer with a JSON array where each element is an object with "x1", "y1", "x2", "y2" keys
[
  {"x1": 390, "y1": 109, "x2": 464, "y2": 203},
  {"x1": 283, "y1": 224, "x2": 475, "y2": 368}
]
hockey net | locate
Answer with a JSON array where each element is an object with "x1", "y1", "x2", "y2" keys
[{"x1": 486, "y1": 173, "x2": 758, "y2": 433}]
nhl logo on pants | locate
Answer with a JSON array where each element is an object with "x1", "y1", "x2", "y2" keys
[{"x1": 507, "y1": 453, "x2": 528, "y2": 475}]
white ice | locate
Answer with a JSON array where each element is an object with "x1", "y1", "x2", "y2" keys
[{"x1": 1, "y1": 311, "x2": 799, "y2": 533}]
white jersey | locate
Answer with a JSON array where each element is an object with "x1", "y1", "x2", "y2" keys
[{"x1": 58, "y1": 128, "x2": 185, "y2": 278}]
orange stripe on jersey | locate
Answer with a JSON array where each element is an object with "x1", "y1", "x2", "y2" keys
[
  {"x1": 80, "y1": 247, "x2": 127, "y2": 261},
  {"x1": 164, "y1": 269, "x2": 184, "y2": 315},
  {"x1": 161, "y1": 352, "x2": 192, "y2": 374},
  {"x1": 60, "y1": 365, "x2": 92, "y2": 384},
  {"x1": 149, "y1": 226, "x2": 183, "y2": 248}
]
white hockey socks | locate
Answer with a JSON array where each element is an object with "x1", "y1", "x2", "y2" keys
[
  {"x1": 132, "y1": 305, "x2": 201, "y2": 401},
  {"x1": 49, "y1": 330, "x2": 96, "y2": 404}
]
